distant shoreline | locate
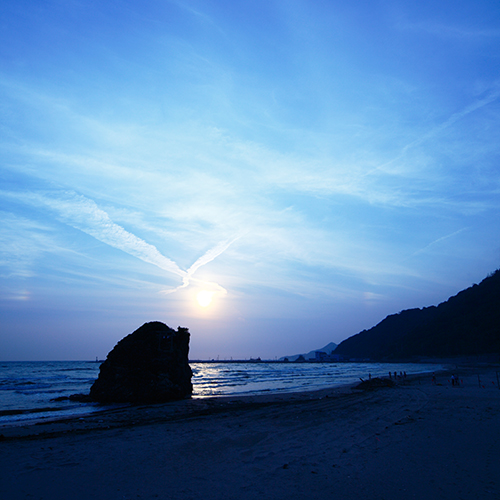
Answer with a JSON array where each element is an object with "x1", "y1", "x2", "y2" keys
[{"x1": 189, "y1": 357, "x2": 496, "y2": 364}]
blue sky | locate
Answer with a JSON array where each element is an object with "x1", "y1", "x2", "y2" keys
[{"x1": 1, "y1": 0, "x2": 500, "y2": 361}]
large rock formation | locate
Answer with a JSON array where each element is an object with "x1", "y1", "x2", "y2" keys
[{"x1": 90, "y1": 322, "x2": 193, "y2": 403}]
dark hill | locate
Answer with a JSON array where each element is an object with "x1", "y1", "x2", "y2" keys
[{"x1": 334, "y1": 270, "x2": 500, "y2": 361}]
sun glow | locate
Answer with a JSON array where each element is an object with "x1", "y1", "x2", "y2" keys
[{"x1": 197, "y1": 290, "x2": 214, "y2": 308}]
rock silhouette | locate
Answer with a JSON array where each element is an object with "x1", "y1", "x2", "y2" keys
[{"x1": 90, "y1": 322, "x2": 192, "y2": 403}]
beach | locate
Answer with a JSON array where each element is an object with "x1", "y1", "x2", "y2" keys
[{"x1": 1, "y1": 367, "x2": 499, "y2": 500}]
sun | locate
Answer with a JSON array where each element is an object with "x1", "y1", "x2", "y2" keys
[{"x1": 196, "y1": 290, "x2": 214, "y2": 308}]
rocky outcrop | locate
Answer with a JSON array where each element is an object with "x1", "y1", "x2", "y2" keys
[{"x1": 90, "y1": 322, "x2": 193, "y2": 403}]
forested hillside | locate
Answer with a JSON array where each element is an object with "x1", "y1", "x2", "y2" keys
[{"x1": 334, "y1": 270, "x2": 500, "y2": 360}]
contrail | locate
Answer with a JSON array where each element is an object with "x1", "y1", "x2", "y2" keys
[
  {"x1": 401, "y1": 87, "x2": 500, "y2": 156},
  {"x1": 409, "y1": 228, "x2": 468, "y2": 258},
  {"x1": 369, "y1": 86, "x2": 500, "y2": 176},
  {"x1": 27, "y1": 191, "x2": 239, "y2": 292},
  {"x1": 42, "y1": 192, "x2": 186, "y2": 278},
  {"x1": 185, "y1": 237, "x2": 240, "y2": 279}
]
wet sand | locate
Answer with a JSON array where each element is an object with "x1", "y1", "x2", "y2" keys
[{"x1": 1, "y1": 367, "x2": 499, "y2": 499}]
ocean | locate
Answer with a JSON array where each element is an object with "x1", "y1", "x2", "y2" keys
[{"x1": 0, "y1": 360, "x2": 443, "y2": 427}]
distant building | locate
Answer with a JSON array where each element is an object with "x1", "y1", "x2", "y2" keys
[
  {"x1": 329, "y1": 353, "x2": 345, "y2": 362},
  {"x1": 315, "y1": 351, "x2": 327, "y2": 361}
]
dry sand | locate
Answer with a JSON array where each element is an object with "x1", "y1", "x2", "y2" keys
[{"x1": 1, "y1": 367, "x2": 499, "y2": 500}]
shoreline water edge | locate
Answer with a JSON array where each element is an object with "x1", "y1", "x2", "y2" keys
[
  {"x1": 0, "y1": 361, "x2": 446, "y2": 427},
  {"x1": 0, "y1": 365, "x2": 499, "y2": 500}
]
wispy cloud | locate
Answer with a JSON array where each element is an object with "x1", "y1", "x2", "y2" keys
[
  {"x1": 4, "y1": 68, "x2": 498, "y2": 224},
  {"x1": 371, "y1": 86, "x2": 500, "y2": 176},
  {"x1": 9, "y1": 190, "x2": 240, "y2": 294},
  {"x1": 1, "y1": 58, "x2": 498, "y2": 306},
  {"x1": 0, "y1": 213, "x2": 53, "y2": 279}
]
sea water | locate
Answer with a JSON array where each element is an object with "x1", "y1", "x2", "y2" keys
[
  {"x1": 191, "y1": 361, "x2": 442, "y2": 396},
  {"x1": 0, "y1": 361, "x2": 105, "y2": 426},
  {"x1": 0, "y1": 360, "x2": 443, "y2": 426}
]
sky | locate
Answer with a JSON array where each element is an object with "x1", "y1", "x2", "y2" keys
[{"x1": 1, "y1": 0, "x2": 500, "y2": 361}]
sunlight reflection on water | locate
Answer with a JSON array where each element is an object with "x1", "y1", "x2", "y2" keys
[
  {"x1": 0, "y1": 361, "x2": 443, "y2": 425},
  {"x1": 191, "y1": 361, "x2": 443, "y2": 397}
]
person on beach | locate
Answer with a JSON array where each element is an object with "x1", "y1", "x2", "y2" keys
[{"x1": 432, "y1": 373, "x2": 436, "y2": 385}]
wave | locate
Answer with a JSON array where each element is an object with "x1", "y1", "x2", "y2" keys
[{"x1": 0, "y1": 360, "x2": 443, "y2": 425}]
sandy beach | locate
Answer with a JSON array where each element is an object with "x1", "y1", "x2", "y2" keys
[{"x1": 1, "y1": 367, "x2": 499, "y2": 500}]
